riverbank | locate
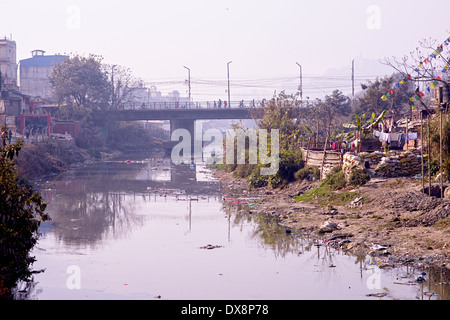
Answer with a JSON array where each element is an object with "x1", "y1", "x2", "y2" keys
[
  {"x1": 14, "y1": 138, "x2": 124, "y2": 181},
  {"x1": 213, "y1": 170, "x2": 450, "y2": 270}
]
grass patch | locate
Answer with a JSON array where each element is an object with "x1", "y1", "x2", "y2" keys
[
  {"x1": 293, "y1": 167, "x2": 360, "y2": 207},
  {"x1": 293, "y1": 184, "x2": 360, "y2": 207},
  {"x1": 433, "y1": 217, "x2": 450, "y2": 231}
]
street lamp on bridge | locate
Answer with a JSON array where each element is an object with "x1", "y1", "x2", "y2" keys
[
  {"x1": 227, "y1": 61, "x2": 232, "y2": 108},
  {"x1": 183, "y1": 65, "x2": 191, "y2": 102},
  {"x1": 296, "y1": 62, "x2": 303, "y2": 102}
]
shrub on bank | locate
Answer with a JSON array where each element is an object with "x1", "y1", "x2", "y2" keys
[
  {"x1": 294, "y1": 166, "x2": 320, "y2": 182},
  {"x1": 348, "y1": 168, "x2": 370, "y2": 187},
  {"x1": 323, "y1": 166, "x2": 347, "y2": 190}
]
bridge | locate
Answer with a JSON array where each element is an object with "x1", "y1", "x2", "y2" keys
[{"x1": 92, "y1": 102, "x2": 266, "y2": 156}]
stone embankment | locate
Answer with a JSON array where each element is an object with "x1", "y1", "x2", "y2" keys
[{"x1": 343, "y1": 148, "x2": 426, "y2": 178}]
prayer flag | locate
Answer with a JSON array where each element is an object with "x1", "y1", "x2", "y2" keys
[
  {"x1": 406, "y1": 74, "x2": 411, "y2": 80},
  {"x1": 427, "y1": 86, "x2": 431, "y2": 92},
  {"x1": 414, "y1": 95, "x2": 420, "y2": 101},
  {"x1": 396, "y1": 83, "x2": 401, "y2": 88},
  {"x1": 419, "y1": 92, "x2": 424, "y2": 98},
  {"x1": 381, "y1": 94, "x2": 388, "y2": 101},
  {"x1": 425, "y1": 58, "x2": 430, "y2": 64},
  {"x1": 436, "y1": 76, "x2": 441, "y2": 81},
  {"x1": 399, "y1": 79, "x2": 405, "y2": 84},
  {"x1": 409, "y1": 97, "x2": 415, "y2": 102},
  {"x1": 430, "y1": 80, "x2": 439, "y2": 89},
  {"x1": 388, "y1": 89, "x2": 394, "y2": 95},
  {"x1": 437, "y1": 46, "x2": 443, "y2": 53},
  {"x1": 430, "y1": 53, "x2": 436, "y2": 59}
]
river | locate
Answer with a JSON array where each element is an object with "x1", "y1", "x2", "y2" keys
[{"x1": 20, "y1": 152, "x2": 448, "y2": 300}]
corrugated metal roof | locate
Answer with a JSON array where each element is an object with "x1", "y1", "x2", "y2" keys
[{"x1": 19, "y1": 55, "x2": 68, "y2": 67}]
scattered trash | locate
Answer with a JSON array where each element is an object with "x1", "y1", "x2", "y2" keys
[
  {"x1": 324, "y1": 208, "x2": 339, "y2": 215},
  {"x1": 371, "y1": 244, "x2": 388, "y2": 251},
  {"x1": 348, "y1": 197, "x2": 363, "y2": 208},
  {"x1": 285, "y1": 229, "x2": 292, "y2": 234},
  {"x1": 366, "y1": 292, "x2": 387, "y2": 298},
  {"x1": 416, "y1": 272, "x2": 426, "y2": 282},
  {"x1": 318, "y1": 220, "x2": 338, "y2": 233},
  {"x1": 200, "y1": 244, "x2": 223, "y2": 250}
]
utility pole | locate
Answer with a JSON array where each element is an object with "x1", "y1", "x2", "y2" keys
[
  {"x1": 227, "y1": 61, "x2": 232, "y2": 108},
  {"x1": 296, "y1": 62, "x2": 303, "y2": 102},
  {"x1": 351, "y1": 59, "x2": 355, "y2": 99},
  {"x1": 183, "y1": 66, "x2": 191, "y2": 102}
]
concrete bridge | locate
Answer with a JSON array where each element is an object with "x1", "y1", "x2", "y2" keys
[{"x1": 92, "y1": 105, "x2": 266, "y2": 156}]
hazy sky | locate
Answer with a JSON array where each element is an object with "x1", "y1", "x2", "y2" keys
[{"x1": 1, "y1": 0, "x2": 449, "y2": 101}]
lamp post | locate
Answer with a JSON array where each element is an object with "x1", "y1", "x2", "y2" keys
[
  {"x1": 296, "y1": 62, "x2": 302, "y2": 102},
  {"x1": 183, "y1": 65, "x2": 191, "y2": 103},
  {"x1": 227, "y1": 61, "x2": 232, "y2": 108}
]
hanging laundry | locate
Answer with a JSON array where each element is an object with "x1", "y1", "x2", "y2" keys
[
  {"x1": 408, "y1": 132, "x2": 418, "y2": 140},
  {"x1": 390, "y1": 133, "x2": 401, "y2": 143}
]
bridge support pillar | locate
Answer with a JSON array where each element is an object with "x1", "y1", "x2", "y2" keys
[{"x1": 170, "y1": 119, "x2": 199, "y2": 160}]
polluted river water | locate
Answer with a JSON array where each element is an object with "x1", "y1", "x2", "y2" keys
[{"x1": 23, "y1": 153, "x2": 449, "y2": 300}]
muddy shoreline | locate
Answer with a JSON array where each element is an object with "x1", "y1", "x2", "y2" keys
[{"x1": 212, "y1": 170, "x2": 450, "y2": 272}]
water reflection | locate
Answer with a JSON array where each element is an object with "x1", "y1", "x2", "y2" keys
[
  {"x1": 23, "y1": 155, "x2": 450, "y2": 300},
  {"x1": 40, "y1": 190, "x2": 144, "y2": 248},
  {"x1": 221, "y1": 194, "x2": 450, "y2": 300},
  {"x1": 38, "y1": 158, "x2": 221, "y2": 248}
]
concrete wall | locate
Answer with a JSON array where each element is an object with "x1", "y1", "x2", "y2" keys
[{"x1": 19, "y1": 65, "x2": 54, "y2": 98}]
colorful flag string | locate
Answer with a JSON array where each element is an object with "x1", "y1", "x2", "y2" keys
[{"x1": 380, "y1": 35, "x2": 450, "y2": 103}]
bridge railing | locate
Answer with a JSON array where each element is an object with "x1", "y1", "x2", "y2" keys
[{"x1": 122, "y1": 100, "x2": 269, "y2": 110}]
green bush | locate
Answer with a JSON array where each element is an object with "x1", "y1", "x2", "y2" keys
[
  {"x1": 349, "y1": 168, "x2": 370, "y2": 186},
  {"x1": 294, "y1": 166, "x2": 320, "y2": 181},
  {"x1": 248, "y1": 171, "x2": 268, "y2": 188},
  {"x1": 321, "y1": 166, "x2": 346, "y2": 190}
]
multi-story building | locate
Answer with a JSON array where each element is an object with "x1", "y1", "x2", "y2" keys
[
  {"x1": 19, "y1": 49, "x2": 67, "y2": 99},
  {"x1": 0, "y1": 36, "x2": 18, "y2": 91}
]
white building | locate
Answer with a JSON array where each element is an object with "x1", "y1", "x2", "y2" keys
[
  {"x1": 0, "y1": 36, "x2": 18, "y2": 90},
  {"x1": 19, "y1": 50, "x2": 68, "y2": 99}
]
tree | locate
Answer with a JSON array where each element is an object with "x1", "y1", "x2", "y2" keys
[
  {"x1": 317, "y1": 89, "x2": 351, "y2": 137},
  {"x1": 343, "y1": 110, "x2": 387, "y2": 142},
  {"x1": 0, "y1": 126, "x2": 49, "y2": 299},
  {"x1": 104, "y1": 64, "x2": 141, "y2": 111},
  {"x1": 355, "y1": 74, "x2": 414, "y2": 117},
  {"x1": 257, "y1": 91, "x2": 300, "y2": 136},
  {"x1": 50, "y1": 54, "x2": 110, "y2": 119},
  {"x1": 382, "y1": 37, "x2": 450, "y2": 110}
]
